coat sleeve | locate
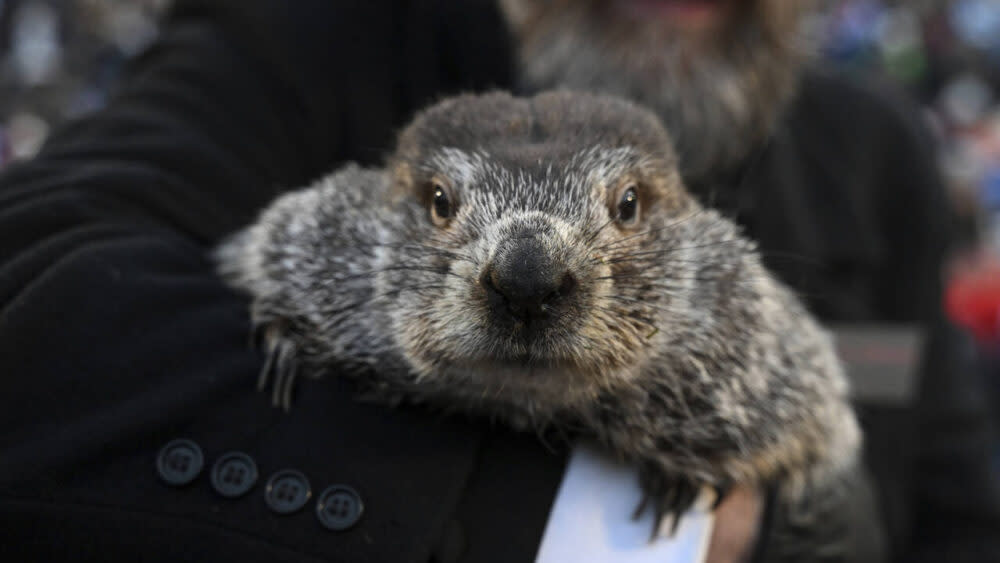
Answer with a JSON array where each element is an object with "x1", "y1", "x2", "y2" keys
[
  {"x1": 0, "y1": 4, "x2": 557, "y2": 561},
  {"x1": 0, "y1": 0, "x2": 350, "y2": 481}
]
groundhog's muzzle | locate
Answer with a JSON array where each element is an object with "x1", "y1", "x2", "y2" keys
[{"x1": 481, "y1": 231, "x2": 577, "y2": 329}]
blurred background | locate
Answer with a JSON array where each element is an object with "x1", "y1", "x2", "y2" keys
[{"x1": 0, "y1": 0, "x2": 997, "y2": 472}]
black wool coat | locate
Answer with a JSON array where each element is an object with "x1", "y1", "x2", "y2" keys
[{"x1": 1, "y1": 1, "x2": 998, "y2": 562}]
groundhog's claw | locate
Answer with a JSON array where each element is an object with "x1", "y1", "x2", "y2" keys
[
  {"x1": 634, "y1": 464, "x2": 731, "y2": 541},
  {"x1": 253, "y1": 322, "x2": 300, "y2": 411}
]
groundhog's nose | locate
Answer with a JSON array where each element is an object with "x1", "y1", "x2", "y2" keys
[{"x1": 481, "y1": 237, "x2": 577, "y2": 326}]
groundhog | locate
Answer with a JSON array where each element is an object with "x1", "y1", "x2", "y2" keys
[{"x1": 215, "y1": 91, "x2": 860, "y2": 544}]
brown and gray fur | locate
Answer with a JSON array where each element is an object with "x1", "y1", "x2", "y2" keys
[
  {"x1": 216, "y1": 91, "x2": 859, "y2": 537},
  {"x1": 502, "y1": 0, "x2": 811, "y2": 183}
]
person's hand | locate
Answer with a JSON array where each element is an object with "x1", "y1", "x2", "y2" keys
[{"x1": 705, "y1": 485, "x2": 764, "y2": 563}]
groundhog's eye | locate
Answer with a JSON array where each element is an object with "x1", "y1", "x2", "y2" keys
[
  {"x1": 430, "y1": 182, "x2": 454, "y2": 226},
  {"x1": 617, "y1": 185, "x2": 640, "y2": 226}
]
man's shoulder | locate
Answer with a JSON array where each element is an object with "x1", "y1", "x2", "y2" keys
[
  {"x1": 795, "y1": 66, "x2": 925, "y2": 130},
  {"x1": 789, "y1": 67, "x2": 931, "y2": 149},
  {"x1": 783, "y1": 66, "x2": 940, "y2": 194}
]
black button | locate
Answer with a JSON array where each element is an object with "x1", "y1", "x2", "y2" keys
[
  {"x1": 210, "y1": 451, "x2": 258, "y2": 498},
  {"x1": 264, "y1": 470, "x2": 312, "y2": 514},
  {"x1": 316, "y1": 484, "x2": 364, "y2": 531},
  {"x1": 156, "y1": 439, "x2": 204, "y2": 486}
]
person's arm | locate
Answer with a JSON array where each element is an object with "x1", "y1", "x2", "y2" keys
[
  {"x1": 0, "y1": 0, "x2": 346, "y2": 471},
  {"x1": 0, "y1": 4, "x2": 563, "y2": 562},
  {"x1": 871, "y1": 87, "x2": 1000, "y2": 562}
]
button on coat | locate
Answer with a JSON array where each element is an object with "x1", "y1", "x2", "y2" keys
[
  {"x1": 156, "y1": 439, "x2": 204, "y2": 487},
  {"x1": 264, "y1": 469, "x2": 312, "y2": 514},
  {"x1": 210, "y1": 452, "x2": 258, "y2": 498},
  {"x1": 315, "y1": 484, "x2": 364, "y2": 531}
]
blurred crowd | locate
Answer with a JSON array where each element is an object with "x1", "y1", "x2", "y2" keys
[
  {"x1": 0, "y1": 0, "x2": 167, "y2": 162},
  {"x1": 810, "y1": 0, "x2": 1000, "y2": 475},
  {"x1": 814, "y1": 0, "x2": 1000, "y2": 351},
  {"x1": 0, "y1": 0, "x2": 998, "y2": 468}
]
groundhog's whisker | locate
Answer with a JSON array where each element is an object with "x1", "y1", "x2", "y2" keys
[
  {"x1": 609, "y1": 275, "x2": 776, "y2": 286},
  {"x1": 593, "y1": 269, "x2": 698, "y2": 282},
  {"x1": 591, "y1": 209, "x2": 708, "y2": 253},
  {"x1": 581, "y1": 216, "x2": 620, "y2": 246},
  {"x1": 602, "y1": 283, "x2": 690, "y2": 295},
  {"x1": 593, "y1": 238, "x2": 746, "y2": 264},
  {"x1": 756, "y1": 250, "x2": 826, "y2": 268},
  {"x1": 592, "y1": 262, "x2": 752, "y2": 280},
  {"x1": 599, "y1": 295, "x2": 687, "y2": 317},
  {"x1": 604, "y1": 268, "x2": 771, "y2": 288},
  {"x1": 313, "y1": 284, "x2": 453, "y2": 320},
  {"x1": 376, "y1": 284, "x2": 458, "y2": 297},
  {"x1": 330, "y1": 264, "x2": 468, "y2": 283},
  {"x1": 591, "y1": 304, "x2": 659, "y2": 329},
  {"x1": 342, "y1": 239, "x2": 474, "y2": 262}
]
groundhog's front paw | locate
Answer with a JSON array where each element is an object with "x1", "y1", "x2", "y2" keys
[
  {"x1": 633, "y1": 463, "x2": 731, "y2": 541},
  {"x1": 252, "y1": 320, "x2": 302, "y2": 411}
]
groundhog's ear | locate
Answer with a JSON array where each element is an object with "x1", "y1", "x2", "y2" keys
[{"x1": 388, "y1": 162, "x2": 414, "y2": 201}]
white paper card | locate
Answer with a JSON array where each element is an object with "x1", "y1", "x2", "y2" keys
[{"x1": 535, "y1": 442, "x2": 714, "y2": 563}]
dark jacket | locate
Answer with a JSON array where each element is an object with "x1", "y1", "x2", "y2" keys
[{"x1": 1, "y1": 1, "x2": 997, "y2": 561}]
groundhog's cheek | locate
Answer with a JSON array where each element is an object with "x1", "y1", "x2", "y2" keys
[
  {"x1": 568, "y1": 286, "x2": 651, "y2": 370},
  {"x1": 394, "y1": 312, "x2": 443, "y2": 373},
  {"x1": 393, "y1": 295, "x2": 483, "y2": 370}
]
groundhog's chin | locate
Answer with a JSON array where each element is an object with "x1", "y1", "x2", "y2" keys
[
  {"x1": 405, "y1": 346, "x2": 643, "y2": 412},
  {"x1": 398, "y1": 312, "x2": 648, "y2": 405},
  {"x1": 426, "y1": 359, "x2": 627, "y2": 415},
  {"x1": 456, "y1": 356, "x2": 584, "y2": 377}
]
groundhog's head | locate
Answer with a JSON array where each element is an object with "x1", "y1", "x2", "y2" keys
[
  {"x1": 377, "y1": 91, "x2": 730, "y2": 416},
  {"x1": 222, "y1": 91, "x2": 763, "y2": 422}
]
